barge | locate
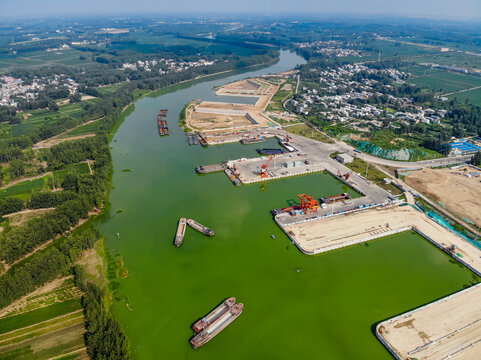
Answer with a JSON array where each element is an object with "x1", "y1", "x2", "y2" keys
[
  {"x1": 190, "y1": 303, "x2": 244, "y2": 349},
  {"x1": 187, "y1": 219, "x2": 214, "y2": 236},
  {"x1": 157, "y1": 110, "x2": 169, "y2": 136},
  {"x1": 240, "y1": 136, "x2": 265, "y2": 145},
  {"x1": 174, "y1": 218, "x2": 187, "y2": 246},
  {"x1": 192, "y1": 297, "x2": 236, "y2": 333},
  {"x1": 257, "y1": 148, "x2": 286, "y2": 155},
  {"x1": 320, "y1": 193, "x2": 350, "y2": 204}
]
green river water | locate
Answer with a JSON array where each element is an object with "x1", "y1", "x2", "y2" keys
[{"x1": 100, "y1": 51, "x2": 478, "y2": 359}]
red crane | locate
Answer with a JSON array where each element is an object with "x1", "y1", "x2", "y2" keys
[{"x1": 259, "y1": 156, "x2": 274, "y2": 178}]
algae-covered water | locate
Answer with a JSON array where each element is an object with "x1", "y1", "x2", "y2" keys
[{"x1": 100, "y1": 51, "x2": 478, "y2": 359}]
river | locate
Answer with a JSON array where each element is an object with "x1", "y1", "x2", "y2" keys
[{"x1": 100, "y1": 51, "x2": 477, "y2": 359}]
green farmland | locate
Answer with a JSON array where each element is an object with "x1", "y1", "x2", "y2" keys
[{"x1": 0, "y1": 278, "x2": 87, "y2": 360}]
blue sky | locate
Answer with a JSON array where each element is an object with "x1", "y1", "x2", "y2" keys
[{"x1": 2, "y1": 0, "x2": 481, "y2": 20}]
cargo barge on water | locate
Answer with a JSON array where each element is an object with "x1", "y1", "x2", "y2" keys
[
  {"x1": 157, "y1": 109, "x2": 169, "y2": 136},
  {"x1": 240, "y1": 136, "x2": 265, "y2": 145},
  {"x1": 190, "y1": 302, "x2": 244, "y2": 349},
  {"x1": 174, "y1": 218, "x2": 186, "y2": 247},
  {"x1": 187, "y1": 219, "x2": 214, "y2": 236},
  {"x1": 193, "y1": 297, "x2": 236, "y2": 333}
]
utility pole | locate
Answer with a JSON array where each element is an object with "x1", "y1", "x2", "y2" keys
[{"x1": 365, "y1": 162, "x2": 369, "y2": 179}]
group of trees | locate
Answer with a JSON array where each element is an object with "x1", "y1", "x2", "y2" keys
[
  {"x1": 0, "y1": 48, "x2": 282, "y2": 358},
  {"x1": 0, "y1": 228, "x2": 98, "y2": 309},
  {"x1": 74, "y1": 267, "x2": 130, "y2": 359}
]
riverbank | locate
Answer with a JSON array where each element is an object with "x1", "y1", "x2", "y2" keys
[{"x1": 98, "y1": 50, "x2": 480, "y2": 360}]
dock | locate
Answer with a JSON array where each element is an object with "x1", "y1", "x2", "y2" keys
[
  {"x1": 187, "y1": 219, "x2": 214, "y2": 236},
  {"x1": 196, "y1": 163, "x2": 226, "y2": 174},
  {"x1": 174, "y1": 218, "x2": 187, "y2": 247}
]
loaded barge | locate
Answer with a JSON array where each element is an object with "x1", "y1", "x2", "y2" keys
[
  {"x1": 187, "y1": 219, "x2": 214, "y2": 236},
  {"x1": 190, "y1": 302, "x2": 244, "y2": 349},
  {"x1": 157, "y1": 109, "x2": 169, "y2": 136},
  {"x1": 240, "y1": 136, "x2": 265, "y2": 145},
  {"x1": 193, "y1": 297, "x2": 236, "y2": 333},
  {"x1": 174, "y1": 218, "x2": 187, "y2": 247},
  {"x1": 257, "y1": 148, "x2": 286, "y2": 155}
]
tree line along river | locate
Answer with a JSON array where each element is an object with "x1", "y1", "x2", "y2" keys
[{"x1": 100, "y1": 51, "x2": 478, "y2": 359}]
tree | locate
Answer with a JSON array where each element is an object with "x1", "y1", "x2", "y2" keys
[
  {"x1": 62, "y1": 173, "x2": 79, "y2": 191},
  {"x1": 48, "y1": 101, "x2": 59, "y2": 112},
  {"x1": 473, "y1": 151, "x2": 481, "y2": 166},
  {"x1": 9, "y1": 159, "x2": 25, "y2": 179},
  {"x1": 70, "y1": 92, "x2": 82, "y2": 103}
]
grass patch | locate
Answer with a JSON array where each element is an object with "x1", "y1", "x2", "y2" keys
[
  {"x1": 0, "y1": 176, "x2": 51, "y2": 201},
  {"x1": 343, "y1": 156, "x2": 403, "y2": 195},
  {"x1": 60, "y1": 120, "x2": 102, "y2": 138},
  {"x1": 52, "y1": 163, "x2": 90, "y2": 185},
  {"x1": 286, "y1": 123, "x2": 334, "y2": 143}
]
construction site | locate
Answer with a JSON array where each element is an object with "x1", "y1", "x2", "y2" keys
[
  {"x1": 189, "y1": 73, "x2": 481, "y2": 360},
  {"x1": 404, "y1": 165, "x2": 481, "y2": 228},
  {"x1": 185, "y1": 76, "x2": 295, "y2": 145}
]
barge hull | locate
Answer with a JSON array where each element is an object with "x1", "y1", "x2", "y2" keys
[{"x1": 190, "y1": 303, "x2": 243, "y2": 349}]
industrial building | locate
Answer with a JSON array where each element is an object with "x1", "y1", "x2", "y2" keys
[{"x1": 336, "y1": 153, "x2": 353, "y2": 164}]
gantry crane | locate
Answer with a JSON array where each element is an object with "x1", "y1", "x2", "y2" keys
[{"x1": 298, "y1": 194, "x2": 320, "y2": 213}]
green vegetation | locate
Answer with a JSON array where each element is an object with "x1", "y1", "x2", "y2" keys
[
  {"x1": 0, "y1": 176, "x2": 51, "y2": 201},
  {"x1": 407, "y1": 67, "x2": 481, "y2": 93},
  {"x1": 266, "y1": 87, "x2": 292, "y2": 112},
  {"x1": 286, "y1": 123, "x2": 334, "y2": 143},
  {"x1": 74, "y1": 266, "x2": 130, "y2": 359},
  {"x1": 178, "y1": 103, "x2": 192, "y2": 132},
  {"x1": 0, "y1": 299, "x2": 81, "y2": 334},
  {"x1": 341, "y1": 156, "x2": 403, "y2": 195}
]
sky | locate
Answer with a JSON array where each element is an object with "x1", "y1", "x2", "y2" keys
[{"x1": 2, "y1": 0, "x2": 481, "y2": 20}]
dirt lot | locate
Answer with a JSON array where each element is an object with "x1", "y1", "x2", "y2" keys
[
  {"x1": 378, "y1": 283, "x2": 481, "y2": 360},
  {"x1": 405, "y1": 167, "x2": 481, "y2": 227},
  {"x1": 221, "y1": 79, "x2": 261, "y2": 91}
]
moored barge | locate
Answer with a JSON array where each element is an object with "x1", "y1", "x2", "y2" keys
[
  {"x1": 193, "y1": 297, "x2": 236, "y2": 333},
  {"x1": 190, "y1": 303, "x2": 244, "y2": 349},
  {"x1": 187, "y1": 219, "x2": 214, "y2": 236},
  {"x1": 174, "y1": 218, "x2": 187, "y2": 246}
]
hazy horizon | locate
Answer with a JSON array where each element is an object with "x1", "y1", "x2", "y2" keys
[{"x1": 2, "y1": 0, "x2": 481, "y2": 21}]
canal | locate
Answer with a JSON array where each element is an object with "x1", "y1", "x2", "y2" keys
[{"x1": 100, "y1": 51, "x2": 478, "y2": 359}]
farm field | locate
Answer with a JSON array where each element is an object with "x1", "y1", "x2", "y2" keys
[
  {"x1": 59, "y1": 120, "x2": 102, "y2": 138},
  {"x1": 448, "y1": 87, "x2": 481, "y2": 106},
  {"x1": 0, "y1": 277, "x2": 87, "y2": 360},
  {"x1": 0, "y1": 49, "x2": 92, "y2": 73},
  {"x1": 406, "y1": 52, "x2": 481, "y2": 70},
  {"x1": 0, "y1": 176, "x2": 51, "y2": 201},
  {"x1": 286, "y1": 123, "x2": 333, "y2": 143},
  {"x1": 407, "y1": 67, "x2": 481, "y2": 93}
]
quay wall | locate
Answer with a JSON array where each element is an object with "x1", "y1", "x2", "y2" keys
[{"x1": 241, "y1": 167, "x2": 324, "y2": 184}]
